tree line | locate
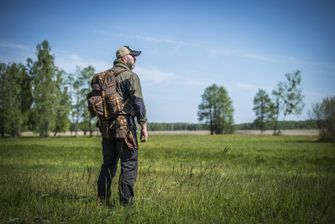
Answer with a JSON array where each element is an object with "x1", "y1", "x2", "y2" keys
[
  {"x1": 196, "y1": 71, "x2": 305, "y2": 135},
  {"x1": 0, "y1": 40, "x2": 96, "y2": 137},
  {"x1": 235, "y1": 120, "x2": 317, "y2": 130},
  {"x1": 251, "y1": 71, "x2": 334, "y2": 141},
  {"x1": 148, "y1": 123, "x2": 207, "y2": 131},
  {"x1": 1, "y1": 40, "x2": 333, "y2": 140},
  {"x1": 197, "y1": 70, "x2": 334, "y2": 141},
  {"x1": 252, "y1": 70, "x2": 305, "y2": 135},
  {"x1": 148, "y1": 120, "x2": 318, "y2": 131}
]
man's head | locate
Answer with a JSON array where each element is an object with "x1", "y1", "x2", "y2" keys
[{"x1": 116, "y1": 46, "x2": 141, "y2": 70}]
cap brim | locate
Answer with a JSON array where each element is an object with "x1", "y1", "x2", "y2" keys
[{"x1": 130, "y1": 50, "x2": 141, "y2": 57}]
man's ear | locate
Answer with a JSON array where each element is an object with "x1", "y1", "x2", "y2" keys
[{"x1": 121, "y1": 55, "x2": 128, "y2": 62}]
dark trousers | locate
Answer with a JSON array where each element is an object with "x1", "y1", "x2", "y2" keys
[{"x1": 97, "y1": 134, "x2": 138, "y2": 205}]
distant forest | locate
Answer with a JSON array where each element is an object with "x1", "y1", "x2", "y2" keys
[
  {"x1": 148, "y1": 120, "x2": 317, "y2": 131},
  {"x1": 0, "y1": 40, "x2": 322, "y2": 137},
  {"x1": 234, "y1": 120, "x2": 317, "y2": 130}
]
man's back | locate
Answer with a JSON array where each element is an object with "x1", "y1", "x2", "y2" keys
[
  {"x1": 113, "y1": 60, "x2": 147, "y2": 125},
  {"x1": 96, "y1": 45, "x2": 147, "y2": 206}
]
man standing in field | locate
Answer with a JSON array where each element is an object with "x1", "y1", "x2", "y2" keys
[{"x1": 92, "y1": 46, "x2": 148, "y2": 206}]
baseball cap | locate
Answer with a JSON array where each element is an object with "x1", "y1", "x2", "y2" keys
[{"x1": 116, "y1": 46, "x2": 141, "y2": 58}]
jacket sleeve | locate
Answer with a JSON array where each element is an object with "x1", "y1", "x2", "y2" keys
[{"x1": 130, "y1": 73, "x2": 147, "y2": 124}]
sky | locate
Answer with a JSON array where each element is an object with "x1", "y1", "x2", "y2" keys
[{"x1": 0, "y1": 0, "x2": 334, "y2": 123}]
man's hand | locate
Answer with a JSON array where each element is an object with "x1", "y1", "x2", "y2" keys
[{"x1": 140, "y1": 122, "x2": 148, "y2": 143}]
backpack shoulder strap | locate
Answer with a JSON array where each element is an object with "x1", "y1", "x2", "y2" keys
[
  {"x1": 113, "y1": 69, "x2": 127, "y2": 77},
  {"x1": 91, "y1": 72, "x2": 106, "y2": 91},
  {"x1": 92, "y1": 68, "x2": 128, "y2": 93}
]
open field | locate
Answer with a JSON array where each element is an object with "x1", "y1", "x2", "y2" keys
[
  {"x1": 19, "y1": 129, "x2": 319, "y2": 137},
  {"x1": 0, "y1": 135, "x2": 334, "y2": 223}
]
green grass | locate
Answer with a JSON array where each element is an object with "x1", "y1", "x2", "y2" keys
[{"x1": 0, "y1": 135, "x2": 334, "y2": 223}]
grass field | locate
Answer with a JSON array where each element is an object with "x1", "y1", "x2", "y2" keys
[{"x1": 0, "y1": 135, "x2": 334, "y2": 223}]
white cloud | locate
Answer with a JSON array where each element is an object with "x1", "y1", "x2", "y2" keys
[
  {"x1": 238, "y1": 53, "x2": 282, "y2": 63},
  {"x1": 0, "y1": 41, "x2": 34, "y2": 50},
  {"x1": 135, "y1": 66, "x2": 211, "y2": 87},
  {"x1": 135, "y1": 67, "x2": 176, "y2": 84},
  {"x1": 234, "y1": 82, "x2": 259, "y2": 92},
  {"x1": 98, "y1": 31, "x2": 335, "y2": 69},
  {"x1": 69, "y1": 54, "x2": 80, "y2": 60},
  {"x1": 98, "y1": 30, "x2": 299, "y2": 64},
  {"x1": 54, "y1": 51, "x2": 210, "y2": 87},
  {"x1": 135, "y1": 34, "x2": 184, "y2": 46},
  {"x1": 0, "y1": 40, "x2": 111, "y2": 73},
  {"x1": 0, "y1": 41, "x2": 35, "y2": 64},
  {"x1": 208, "y1": 48, "x2": 293, "y2": 63},
  {"x1": 97, "y1": 30, "x2": 209, "y2": 52},
  {"x1": 55, "y1": 53, "x2": 110, "y2": 73}
]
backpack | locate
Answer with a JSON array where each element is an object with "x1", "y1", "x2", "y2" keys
[{"x1": 87, "y1": 69, "x2": 129, "y2": 139}]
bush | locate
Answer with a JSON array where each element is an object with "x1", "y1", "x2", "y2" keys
[{"x1": 311, "y1": 96, "x2": 335, "y2": 141}]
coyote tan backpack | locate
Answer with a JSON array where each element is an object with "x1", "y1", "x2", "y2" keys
[{"x1": 87, "y1": 69, "x2": 128, "y2": 139}]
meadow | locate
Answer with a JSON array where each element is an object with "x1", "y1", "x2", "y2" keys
[{"x1": 0, "y1": 135, "x2": 334, "y2": 223}]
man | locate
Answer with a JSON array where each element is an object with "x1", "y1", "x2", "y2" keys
[{"x1": 97, "y1": 45, "x2": 148, "y2": 206}]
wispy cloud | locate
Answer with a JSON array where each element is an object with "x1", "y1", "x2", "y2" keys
[
  {"x1": 134, "y1": 33, "x2": 186, "y2": 47},
  {"x1": 234, "y1": 82, "x2": 259, "y2": 92},
  {"x1": 148, "y1": 33, "x2": 335, "y2": 68},
  {"x1": 0, "y1": 40, "x2": 111, "y2": 73},
  {"x1": 135, "y1": 66, "x2": 209, "y2": 87},
  {"x1": 137, "y1": 66, "x2": 270, "y2": 92},
  {"x1": 207, "y1": 48, "x2": 294, "y2": 63},
  {"x1": 135, "y1": 67, "x2": 177, "y2": 84},
  {"x1": 0, "y1": 41, "x2": 35, "y2": 64},
  {"x1": 55, "y1": 53, "x2": 110, "y2": 73},
  {"x1": 97, "y1": 30, "x2": 194, "y2": 49},
  {"x1": 99, "y1": 30, "x2": 335, "y2": 69},
  {"x1": 0, "y1": 41, "x2": 34, "y2": 50},
  {"x1": 133, "y1": 32, "x2": 208, "y2": 51},
  {"x1": 97, "y1": 30, "x2": 202, "y2": 53},
  {"x1": 97, "y1": 30, "x2": 297, "y2": 64},
  {"x1": 237, "y1": 53, "x2": 284, "y2": 63}
]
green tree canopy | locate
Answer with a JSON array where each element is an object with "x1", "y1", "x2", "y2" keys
[
  {"x1": 0, "y1": 40, "x2": 97, "y2": 137},
  {"x1": 53, "y1": 68, "x2": 71, "y2": 136},
  {"x1": 0, "y1": 63, "x2": 32, "y2": 137},
  {"x1": 253, "y1": 89, "x2": 275, "y2": 131},
  {"x1": 311, "y1": 96, "x2": 335, "y2": 141},
  {"x1": 198, "y1": 84, "x2": 234, "y2": 134},
  {"x1": 272, "y1": 70, "x2": 304, "y2": 135},
  {"x1": 79, "y1": 66, "x2": 95, "y2": 136},
  {"x1": 68, "y1": 66, "x2": 95, "y2": 136},
  {"x1": 28, "y1": 40, "x2": 58, "y2": 137}
]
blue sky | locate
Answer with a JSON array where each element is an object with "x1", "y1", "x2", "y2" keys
[{"x1": 1, "y1": 0, "x2": 334, "y2": 123}]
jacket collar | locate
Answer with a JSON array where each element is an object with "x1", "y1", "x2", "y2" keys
[{"x1": 113, "y1": 59, "x2": 131, "y2": 71}]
